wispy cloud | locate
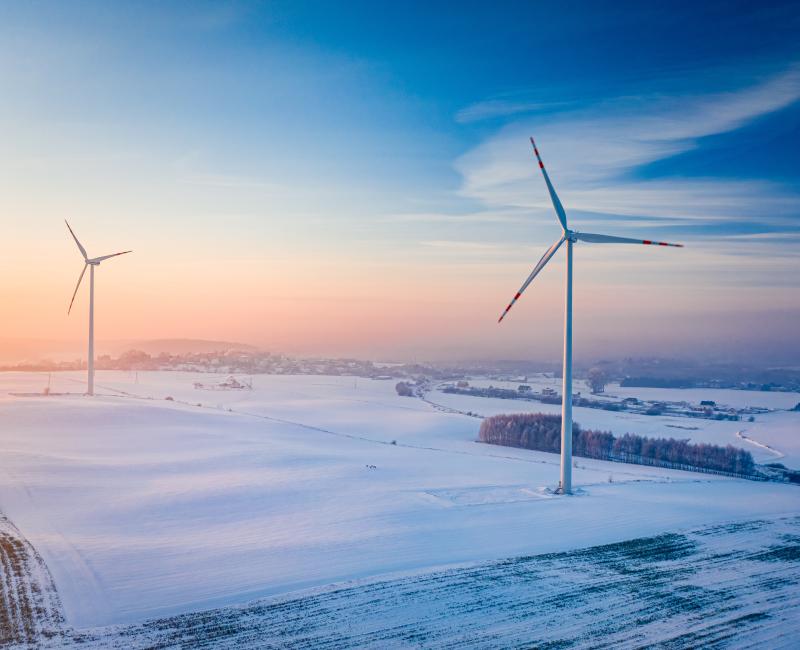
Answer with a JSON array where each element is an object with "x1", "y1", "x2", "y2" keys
[
  {"x1": 419, "y1": 240, "x2": 513, "y2": 252},
  {"x1": 455, "y1": 99, "x2": 568, "y2": 124},
  {"x1": 455, "y1": 64, "x2": 800, "y2": 234},
  {"x1": 173, "y1": 152, "x2": 285, "y2": 192},
  {"x1": 384, "y1": 210, "x2": 525, "y2": 224},
  {"x1": 179, "y1": 171, "x2": 283, "y2": 191}
]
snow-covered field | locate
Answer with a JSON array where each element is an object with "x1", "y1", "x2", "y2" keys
[
  {"x1": 436, "y1": 376, "x2": 800, "y2": 467},
  {"x1": 0, "y1": 370, "x2": 798, "y2": 638},
  {"x1": 40, "y1": 516, "x2": 800, "y2": 648}
]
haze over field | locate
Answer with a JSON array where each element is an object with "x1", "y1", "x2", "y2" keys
[{"x1": 1, "y1": 1, "x2": 799, "y2": 363}]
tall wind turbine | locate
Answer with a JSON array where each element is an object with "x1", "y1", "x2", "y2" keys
[
  {"x1": 497, "y1": 138, "x2": 683, "y2": 495},
  {"x1": 65, "y1": 221, "x2": 131, "y2": 396}
]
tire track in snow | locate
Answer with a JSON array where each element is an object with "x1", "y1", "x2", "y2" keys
[{"x1": 737, "y1": 430, "x2": 785, "y2": 459}]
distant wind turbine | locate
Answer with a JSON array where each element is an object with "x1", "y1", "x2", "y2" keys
[
  {"x1": 65, "y1": 221, "x2": 131, "y2": 396},
  {"x1": 497, "y1": 138, "x2": 683, "y2": 494}
]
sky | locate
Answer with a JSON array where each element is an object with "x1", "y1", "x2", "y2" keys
[{"x1": 1, "y1": 0, "x2": 799, "y2": 364}]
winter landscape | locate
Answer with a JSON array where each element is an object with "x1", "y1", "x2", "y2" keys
[
  {"x1": 3, "y1": 1, "x2": 800, "y2": 647},
  {"x1": 1, "y1": 368, "x2": 798, "y2": 647}
]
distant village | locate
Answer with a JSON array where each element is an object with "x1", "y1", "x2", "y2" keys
[
  {"x1": 2, "y1": 348, "x2": 448, "y2": 382},
  {"x1": 439, "y1": 382, "x2": 769, "y2": 423},
  {"x1": 4, "y1": 349, "x2": 799, "y2": 409}
]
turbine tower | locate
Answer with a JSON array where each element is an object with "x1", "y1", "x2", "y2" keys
[
  {"x1": 65, "y1": 221, "x2": 131, "y2": 396},
  {"x1": 498, "y1": 138, "x2": 683, "y2": 495}
]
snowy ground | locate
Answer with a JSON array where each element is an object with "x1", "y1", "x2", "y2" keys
[
  {"x1": 39, "y1": 515, "x2": 800, "y2": 649},
  {"x1": 0, "y1": 513, "x2": 63, "y2": 645},
  {"x1": 435, "y1": 376, "x2": 800, "y2": 467},
  {"x1": 0, "y1": 370, "x2": 798, "y2": 636}
]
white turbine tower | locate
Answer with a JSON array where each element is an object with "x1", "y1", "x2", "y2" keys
[
  {"x1": 65, "y1": 221, "x2": 131, "y2": 396},
  {"x1": 498, "y1": 138, "x2": 683, "y2": 495}
]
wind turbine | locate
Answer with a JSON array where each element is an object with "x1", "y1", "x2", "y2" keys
[
  {"x1": 497, "y1": 138, "x2": 683, "y2": 495},
  {"x1": 65, "y1": 221, "x2": 131, "y2": 396}
]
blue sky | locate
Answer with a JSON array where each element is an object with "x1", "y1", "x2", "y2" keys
[{"x1": 1, "y1": 1, "x2": 798, "y2": 362}]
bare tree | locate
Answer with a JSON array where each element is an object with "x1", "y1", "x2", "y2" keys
[
  {"x1": 587, "y1": 367, "x2": 609, "y2": 393},
  {"x1": 480, "y1": 413, "x2": 755, "y2": 476}
]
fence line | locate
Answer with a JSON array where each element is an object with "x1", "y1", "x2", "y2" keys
[{"x1": 607, "y1": 452, "x2": 767, "y2": 481}]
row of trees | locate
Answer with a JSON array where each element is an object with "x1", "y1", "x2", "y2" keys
[{"x1": 478, "y1": 413, "x2": 756, "y2": 476}]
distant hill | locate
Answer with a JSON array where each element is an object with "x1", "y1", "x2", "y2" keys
[
  {"x1": 0, "y1": 338, "x2": 80, "y2": 364},
  {"x1": 0, "y1": 338, "x2": 261, "y2": 364},
  {"x1": 106, "y1": 339, "x2": 260, "y2": 355}
]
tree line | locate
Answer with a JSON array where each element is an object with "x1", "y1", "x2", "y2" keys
[{"x1": 478, "y1": 413, "x2": 756, "y2": 476}]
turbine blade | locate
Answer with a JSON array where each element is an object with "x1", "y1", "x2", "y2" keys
[
  {"x1": 65, "y1": 220, "x2": 88, "y2": 259},
  {"x1": 498, "y1": 235, "x2": 565, "y2": 323},
  {"x1": 89, "y1": 250, "x2": 132, "y2": 263},
  {"x1": 530, "y1": 137, "x2": 568, "y2": 231},
  {"x1": 68, "y1": 263, "x2": 88, "y2": 314},
  {"x1": 575, "y1": 232, "x2": 683, "y2": 247}
]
